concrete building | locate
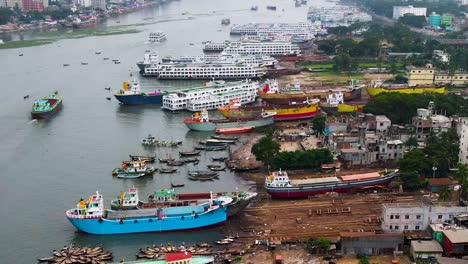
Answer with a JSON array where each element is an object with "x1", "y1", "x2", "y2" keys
[
  {"x1": 22, "y1": 0, "x2": 43, "y2": 12},
  {"x1": 410, "y1": 240, "x2": 443, "y2": 261},
  {"x1": 91, "y1": 0, "x2": 105, "y2": 10},
  {"x1": 378, "y1": 140, "x2": 404, "y2": 161},
  {"x1": 459, "y1": 117, "x2": 468, "y2": 165},
  {"x1": 340, "y1": 232, "x2": 404, "y2": 255},
  {"x1": 428, "y1": 178, "x2": 456, "y2": 193},
  {"x1": 408, "y1": 65, "x2": 436, "y2": 85},
  {"x1": 6, "y1": 0, "x2": 22, "y2": 8},
  {"x1": 434, "y1": 72, "x2": 468, "y2": 86},
  {"x1": 441, "y1": 229, "x2": 468, "y2": 256},
  {"x1": 0, "y1": 0, "x2": 6, "y2": 7},
  {"x1": 393, "y1": 5, "x2": 427, "y2": 20},
  {"x1": 339, "y1": 148, "x2": 371, "y2": 168},
  {"x1": 381, "y1": 202, "x2": 468, "y2": 233},
  {"x1": 376, "y1": 115, "x2": 392, "y2": 134},
  {"x1": 412, "y1": 104, "x2": 452, "y2": 142},
  {"x1": 77, "y1": 0, "x2": 91, "y2": 7},
  {"x1": 433, "y1": 50, "x2": 450, "y2": 63}
]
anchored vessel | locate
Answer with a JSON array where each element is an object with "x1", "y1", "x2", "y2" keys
[
  {"x1": 110, "y1": 188, "x2": 256, "y2": 218},
  {"x1": 112, "y1": 161, "x2": 156, "y2": 179},
  {"x1": 163, "y1": 53, "x2": 277, "y2": 67},
  {"x1": 230, "y1": 22, "x2": 321, "y2": 36},
  {"x1": 149, "y1": 32, "x2": 166, "y2": 43},
  {"x1": 143, "y1": 62, "x2": 266, "y2": 79},
  {"x1": 258, "y1": 80, "x2": 362, "y2": 104},
  {"x1": 265, "y1": 169, "x2": 399, "y2": 199},
  {"x1": 184, "y1": 109, "x2": 275, "y2": 132},
  {"x1": 221, "y1": 41, "x2": 301, "y2": 56},
  {"x1": 66, "y1": 191, "x2": 233, "y2": 234},
  {"x1": 114, "y1": 81, "x2": 166, "y2": 105},
  {"x1": 162, "y1": 80, "x2": 259, "y2": 111},
  {"x1": 366, "y1": 81, "x2": 445, "y2": 98},
  {"x1": 31, "y1": 91, "x2": 63, "y2": 119},
  {"x1": 137, "y1": 51, "x2": 159, "y2": 71},
  {"x1": 218, "y1": 98, "x2": 320, "y2": 121}
]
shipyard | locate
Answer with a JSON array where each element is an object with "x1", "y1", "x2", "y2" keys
[{"x1": 2, "y1": 0, "x2": 468, "y2": 263}]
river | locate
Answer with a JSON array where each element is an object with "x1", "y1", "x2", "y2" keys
[{"x1": 0, "y1": 0, "x2": 332, "y2": 262}]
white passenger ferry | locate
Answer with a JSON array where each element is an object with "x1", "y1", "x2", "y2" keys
[
  {"x1": 136, "y1": 51, "x2": 159, "y2": 71},
  {"x1": 163, "y1": 54, "x2": 277, "y2": 67},
  {"x1": 149, "y1": 32, "x2": 166, "y2": 42},
  {"x1": 162, "y1": 80, "x2": 259, "y2": 111},
  {"x1": 203, "y1": 41, "x2": 232, "y2": 52},
  {"x1": 230, "y1": 22, "x2": 320, "y2": 36},
  {"x1": 143, "y1": 62, "x2": 266, "y2": 79},
  {"x1": 222, "y1": 41, "x2": 301, "y2": 56}
]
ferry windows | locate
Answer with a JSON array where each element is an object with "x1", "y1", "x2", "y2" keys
[{"x1": 415, "y1": 225, "x2": 420, "y2": 230}]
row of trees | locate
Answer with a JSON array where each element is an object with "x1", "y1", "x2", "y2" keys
[
  {"x1": 363, "y1": 93, "x2": 468, "y2": 124},
  {"x1": 273, "y1": 149, "x2": 333, "y2": 170},
  {"x1": 0, "y1": 6, "x2": 80, "y2": 25}
]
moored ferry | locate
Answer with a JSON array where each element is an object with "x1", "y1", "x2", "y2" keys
[
  {"x1": 65, "y1": 191, "x2": 233, "y2": 234},
  {"x1": 366, "y1": 81, "x2": 445, "y2": 98},
  {"x1": 114, "y1": 81, "x2": 166, "y2": 105},
  {"x1": 31, "y1": 91, "x2": 63, "y2": 119},
  {"x1": 110, "y1": 187, "x2": 257, "y2": 217},
  {"x1": 148, "y1": 31, "x2": 166, "y2": 43},
  {"x1": 162, "y1": 80, "x2": 259, "y2": 111},
  {"x1": 203, "y1": 40, "x2": 231, "y2": 52},
  {"x1": 163, "y1": 54, "x2": 277, "y2": 68},
  {"x1": 265, "y1": 169, "x2": 398, "y2": 199},
  {"x1": 218, "y1": 98, "x2": 320, "y2": 121},
  {"x1": 136, "y1": 51, "x2": 159, "y2": 72},
  {"x1": 230, "y1": 22, "x2": 320, "y2": 36},
  {"x1": 258, "y1": 80, "x2": 362, "y2": 104},
  {"x1": 184, "y1": 109, "x2": 275, "y2": 131},
  {"x1": 221, "y1": 41, "x2": 301, "y2": 56},
  {"x1": 143, "y1": 62, "x2": 266, "y2": 79}
]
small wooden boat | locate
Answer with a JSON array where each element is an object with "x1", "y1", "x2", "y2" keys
[
  {"x1": 181, "y1": 157, "x2": 199, "y2": 164},
  {"x1": 205, "y1": 145, "x2": 227, "y2": 151},
  {"x1": 199, "y1": 141, "x2": 228, "y2": 147},
  {"x1": 179, "y1": 150, "x2": 200, "y2": 156},
  {"x1": 167, "y1": 160, "x2": 185, "y2": 166},
  {"x1": 211, "y1": 135, "x2": 239, "y2": 140},
  {"x1": 116, "y1": 172, "x2": 146, "y2": 179},
  {"x1": 233, "y1": 166, "x2": 260, "y2": 172},
  {"x1": 160, "y1": 168, "x2": 177, "y2": 173},
  {"x1": 215, "y1": 126, "x2": 254, "y2": 134},
  {"x1": 171, "y1": 182, "x2": 185, "y2": 187},
  {"x1": 19, "y1": 53, "x2": 24, "y2": 56},
  {"x1": 129, "y1": 155, "x2": 155, "y2": 162},
  {"x1": 103, "y1": 57, "x2": 110, "y2": 60},
  {"x1": 212, "y1": 157, "x2": 228, "y2": 162},
  {"x1": 188, "y1": 174, "x2": 219, "y2": 181},
  {"x1": 95, "y1": 51, "x2": 102, "y2": 54},
  {"x1": 216, "y1": 239, "x2": 232, "y2": 245},
  {"x1": 63, "y1": 64, "x2": 70, "y2": 66},
  {"x1": 159, "y1": 157, "x2": 175, "y2": 163},
  {"x1": 207, "y1": 165, "x2": 226, "y2": 171},
  {"x1": 188, "y1": 171, "x2": 218, "y2": 177},
  {"x1": 206, "y1": 139, "x2": 236, "y2": 145},
  {"x1": 81, "y1": 62, "x2": 88, "y2": 65}
]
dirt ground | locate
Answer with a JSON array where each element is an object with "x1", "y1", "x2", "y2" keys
[{"x1": 337, "y1": 255, "x2": 412, "y2": 264}]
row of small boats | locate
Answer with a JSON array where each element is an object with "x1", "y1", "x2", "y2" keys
[
  {"x1": 37, "y1": 246, "x2": 112, "y2": 264},
  {"x1": 136, "y1": 244, "x2": 211, "y2": 260}
]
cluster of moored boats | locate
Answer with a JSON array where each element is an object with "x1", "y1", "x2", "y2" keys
[
  {"x1": 136, "y1": 244, "x2": 212, "y2": 260},
  {"x1": 37, "y1": 246, "x2": 112, "y2": 264}
]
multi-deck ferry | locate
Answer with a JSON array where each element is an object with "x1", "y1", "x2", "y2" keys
[
  {"x1": 222, "y1": 41, "x2": 301, "y2": 56},
  {"x1": 230, "y1": 22, "x2": 321, "y2": 36},
  {"x1": 143, "y1": 62, "x2": 266, "y2": 79},
  {"x1": 162, "y1": 80, "x2": 259, "y2": 111},
  {"x1": 136, "y1": 51, "x2": 159, "y2": 72}
]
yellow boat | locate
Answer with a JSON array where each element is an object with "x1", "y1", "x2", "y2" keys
[
  {"x1": 366, "y1": 85, "x2": 445, "y2": 98},
  {"x1": 218, "y1": 99, "x2": 320, "y2": 121}
]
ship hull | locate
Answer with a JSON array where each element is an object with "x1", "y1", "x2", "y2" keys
[
  {"x1": 219, "y1": 104, "x2": 318, "y2": 121},
  {"x1": 184, "y1": 116, "x2": 274, "y2": 132},
  {"x1": 259, "y1": 87, "x2": 361, "y2": 104},
  {"x1": 136, "y1": 62, "x2": 146, "y2": 72},
  {"x1": 114, "y1": 94, "x2": 163, "y2": 105},
  {"x1": 31, "y1": 100, "x2": 62, "y2": 119},
  {"x1": 67, "y1": 206, "x2": 227, "y2": 235},
  {"x1": 265, "y1": 174, "x2": 395, "y2": 199},
  {"x1": 366, "y1": 86, "x2": 445, "y2": 98}
]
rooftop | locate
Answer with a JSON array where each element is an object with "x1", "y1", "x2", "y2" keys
[
  {"x1": 436, "y1": 256, "x2": 468, "y2": 264},
  {"x1": 428, "y1": 178, "x2": 454, "y2": 186},
  {"x1": 340, "y1": 148, "x2": 366, "y2": 154},
  {"x1": 376, "y1": 115, "x2": 391, "y2": 122},
  {"x1": 442, "y1": 229, "x2": 468, "y2": 243},
  {"x1": 340, "y1": 232, "x2": 403, "y2": 238},
  {"x1": 410, "y1": 240, "x2": 443, "y2": 253}
]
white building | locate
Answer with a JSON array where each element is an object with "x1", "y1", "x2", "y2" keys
[
  {"x1": 382, "y1": 202, "x2": 468, "y2": 233},
  {"x1": 433, "y1": 50, "x2": 450, "y2": 63},
  {"x1": 91, "y1": 0, "x2": 106, "y2": 10},
  {"x1": 393, "y1": 5, "x2": 427, "y2": 20},
  {"x1": 376, "y1": 115, "x2": 392, "y2": 134},
  {"x1": 0, "y1": 0, "x2": 6, "y2": 7},
  {"x1": 77, "y1": 0, "x2": 91, "y2": 7},
  {"x1": 459, "y1": 117, "x2": 468, "y2": 165}
]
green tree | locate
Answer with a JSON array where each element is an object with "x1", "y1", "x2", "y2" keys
[
  {"x1": 398, "y1": 149, "x2": 430, "y2": 174},
  {"x1": 398, "y1": 14, "x2": 426, "y2": 28},
  {"x1": 312, "y1": 115, "x2": 326, "y2": 135},
  {"x1": 313, "y1": 237, "x2": 331, "y2": 253},
  {"x1": 401, "y1": 171, "x2": 422, "y2": 192},
  {"x1": 251, "y1": 135, "x2": 280, "y2": 170},
  {"x1": 333, "y1": 52, "x2": 358, "y2": 72},
  {"x1": 453, "y1": 164, "x2": 468, "y2": 201},
  {"x1": 0, "y1": 8, "x2": 15, "y2": 25},
  {"x1": 438, "y1": 185, "x2": 452, "y2": 201},
  {"x1": 359, "y1": 256, "x2": 370, "y2": 264},
  {"x1": 405, "y1": 137, "x2": 418, "y2": 149}
]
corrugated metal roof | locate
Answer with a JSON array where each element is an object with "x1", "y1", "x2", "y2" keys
[
  {"x1": 442, "y1": 229, "x2": 468, "y2": 243},
  {"x1": 410, "y1": 240, "x2": 443, "y2": 253},
  {"x1": 291, "y1": 177, "x2": 340, "y2": 185},
  {"x1": 340, "y1": 172, "x2": 380, "y2": 182}
]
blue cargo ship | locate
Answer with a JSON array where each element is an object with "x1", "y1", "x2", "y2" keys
[
  {"x1": 114, "y1": 81, "x2": 167, "y2": 105},
  {"x1": 66, "y1": 191, "x2": 233, "y2": 235}
]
